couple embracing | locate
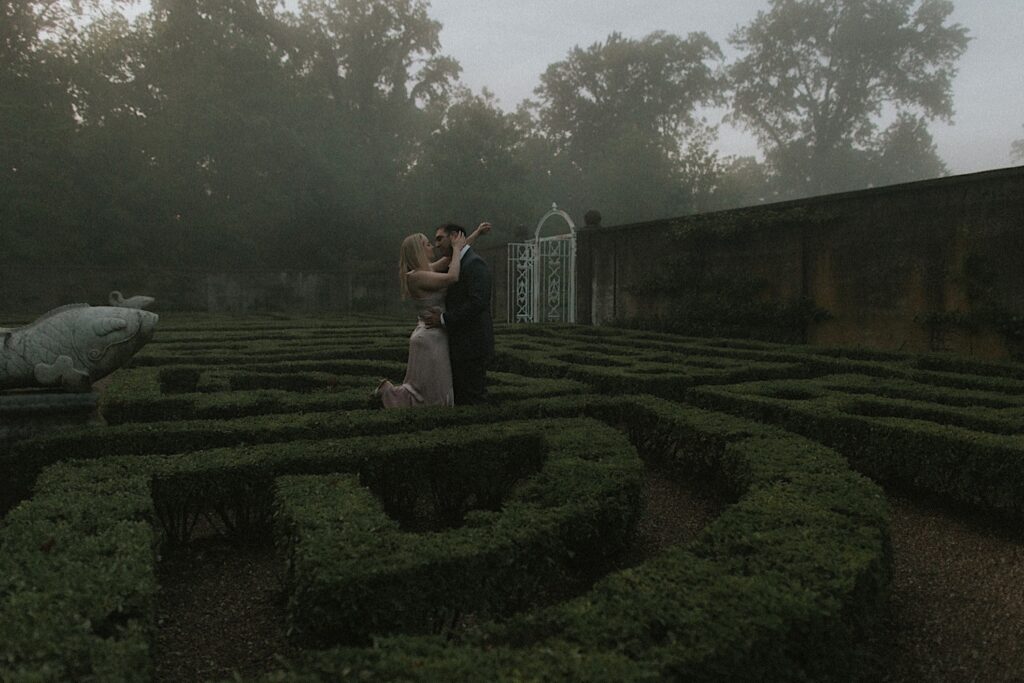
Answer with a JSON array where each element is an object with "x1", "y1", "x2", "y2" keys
[{"x1": 375, "y1": 222, "x2": 494, "y2": 408}]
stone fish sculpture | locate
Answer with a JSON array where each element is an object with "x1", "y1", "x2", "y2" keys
[{"x1": 0, "y1": 304, "x2": 158, "y2": 392}]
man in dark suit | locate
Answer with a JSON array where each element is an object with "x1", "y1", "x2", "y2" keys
[{"x1": 424, "y1": 222, "x2": 494, "y2": 405}]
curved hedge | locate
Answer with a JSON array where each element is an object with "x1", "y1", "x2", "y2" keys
[
  {"x1": 260, "y1": 395, "x2": 891, "y2": 681},
  {"x1": 690, "y1": 377, "x2": 1024, "y2": 519},
  {"x1": 274, "y1": 418, "x2": 641, "y2": 645},
  {"x1": 1, "y1": 313, "x2": 912, "y2": 680},
  {"x1": 0, "y1": 394, "x2": 890, "y2": 681},
  {"x1": 97, "y1": 366, "x2": 585, "y2": 425},
  {"x1": 1, "y1": 375, "x2": 585, "y2": 513},
  {"x1": 0, "y1": 415, "x2": 643, "y2": 681}
]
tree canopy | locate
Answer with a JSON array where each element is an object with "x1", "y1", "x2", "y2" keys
[
  {"x1": 0, "y1": 0, "x2": 973, "y2": 273},
  {"x1": 531, "y1": 30, "x2": 725, "y2": 222},
  {"x1": 729, "y1": 0, "x2": 968, "y2": 196}
]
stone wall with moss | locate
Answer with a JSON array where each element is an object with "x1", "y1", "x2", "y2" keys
[{"x1": 569, "y1": 166, "x2": 1024, "y2": 359}]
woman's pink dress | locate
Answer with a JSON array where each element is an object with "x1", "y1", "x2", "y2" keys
[{"x1": 379, "y1": 291, "x2": 454, "y2": 408}]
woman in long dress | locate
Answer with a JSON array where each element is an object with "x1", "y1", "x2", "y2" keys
[{"x1": 375, "y1": 230, "x2": 468, "y2": 407}]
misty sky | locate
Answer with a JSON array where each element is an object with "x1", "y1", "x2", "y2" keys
[{"x1": 427, "y1": 0, "x2": 1024, "y2": 175}]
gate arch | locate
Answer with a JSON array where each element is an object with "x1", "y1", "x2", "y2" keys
[{"x1": 507, "y1": 203, "x2": 576, "y2": 323}]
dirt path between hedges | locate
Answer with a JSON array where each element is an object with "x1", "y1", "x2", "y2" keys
[
  {"x1": 862, "y1": 493, "x2": 1024, "y2": 682},
  {"x1": 151, "y1": 472, "x2": 1024, "y2": 682},
  {"x1": 154, "y1": 539, "x2": 293, "y2": 682}
]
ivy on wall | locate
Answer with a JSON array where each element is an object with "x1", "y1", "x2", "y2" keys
[
  {"x1": 914, "y1": 245, "x2": 1024, "y2": 359},
  {"x1": 622, "y1": 208, "x2": 831, "y2": 343}
]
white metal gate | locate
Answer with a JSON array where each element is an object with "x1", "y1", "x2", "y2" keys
[{"x1": 507, "y1": 204, "x2": 576, "y2": 323}]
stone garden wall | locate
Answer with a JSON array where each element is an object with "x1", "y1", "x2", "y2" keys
[{"x1": 568, "y1": 165, "x2": 1024, "y2": 359}]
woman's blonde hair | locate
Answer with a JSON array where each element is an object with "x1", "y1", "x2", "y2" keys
[{"x1": 399, "y1": 233, "x2": 431, "y2": 299}]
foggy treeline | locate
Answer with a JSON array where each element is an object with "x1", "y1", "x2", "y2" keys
[{"x1": 1, "y1": 0, "x2": 970, "y2": 271}]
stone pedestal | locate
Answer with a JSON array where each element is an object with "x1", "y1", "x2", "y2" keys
[{"x1": 0, "y1": 390, "x2": 101, "y2": 454}]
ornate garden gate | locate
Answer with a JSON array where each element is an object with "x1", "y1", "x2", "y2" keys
[{"x1": 507, "y1": 203, "x2": 576, "y2": 323}]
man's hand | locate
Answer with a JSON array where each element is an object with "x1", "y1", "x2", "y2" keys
[{"x1": 423, "y1": 306, "x2": 443, "y2": 328}]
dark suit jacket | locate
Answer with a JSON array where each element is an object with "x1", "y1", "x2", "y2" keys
[{"x1": 444, "y1": 247, "x2": 494, "y2": 360}]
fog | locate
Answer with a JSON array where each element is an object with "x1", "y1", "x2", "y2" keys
[
  {"x1": 5, "y1": 0, "x2": 1021, "y2": 272},
  {"x1": 429, "y1": 0, "x2": 1024, "y2": 174}
]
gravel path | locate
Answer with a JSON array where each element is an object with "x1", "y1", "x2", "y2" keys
[
  {"x1": 154, "y1": 539, "x2": 293, "y2": 683},
  {"x1": 867, "y1": 494, "x2": 1024, "y2": 682},
  {"x1": 627, "y1": 466, "x2": 726, "y2": 561}
]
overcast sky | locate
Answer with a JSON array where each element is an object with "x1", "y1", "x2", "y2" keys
[{"x1": 426, "y1": 0, "x2": 1024, "y2": 175}]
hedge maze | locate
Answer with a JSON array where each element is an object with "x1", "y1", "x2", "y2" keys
[{"x1": 3, "y1": 315, "x2": 1023, "y2": 680}]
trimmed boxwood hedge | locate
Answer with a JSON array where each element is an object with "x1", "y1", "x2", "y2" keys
[
  {"x1": 816, "y1": 374, "x2": 1024, "y2": 409},
  {"x1": 99, "y1": 367, "x2": 587, "y2": 425},
  {"x1": 492, "y1": 345, "x2": 813, "y2": 398},
  {"x1": 689, "y1": 377, "x2": 1024, "y2": 518},
  {"x1": 1, "y1": 393, "x2": 890, "y2": 681},
  {"x1": 2, "y1": 374, "x2": 587, "y2": 512},
  {"x1": 275, "y1": 418, "x2": 641, "y2": 645},
  {"x1": 133, "y1": 344, "x2": 409, "y2": 367},
  {"x1": 3, "y1": 315, "x2": 935, "y2": 680},
  {"x1": 0, "y1": 456, "x2": 158, "y2": 682},
  {"x1": 258, "y1": 394, "x2": 890, "y2": 681},
  {"x1": 491, "y1": 327, "x2": 1010, "y2": 401},
  {"x1": 501, "y1": 325, "x2": 1024, "y2": 392},
  {"x1": 1, "y1": 416, "x2": 643, "y2": 680}
]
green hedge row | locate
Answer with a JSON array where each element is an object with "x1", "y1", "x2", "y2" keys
[
  {"x1": 275, "y1": 418, "x2": 641, "y2": 645},
  {"x1": 0, "y1": 456, "x2": 159, "y2": 682},
  {"x1": 503, "y1": 325, "x2": 1024, "y2": 386},
  {"x1": 100, "y1": 365, "x2": 393, "y2": 423},
  {"x1": 98, "y1": 367, "x2": 586, "y2": 425},
  {"x1": 144, "y1": 313, "x2": 398, "y2": 332},
  {"x1": 842, "y1": 396, "x2": 1024, "y2": 435},
  {"x1": 912, "y1": 353, "x2": 1024, "y2": 381},
  {"x1": 143, "y1": 316, "x2": 1024, "y2": 383},
  {"x1": 2, "y1": 315, "x2": 907, "y2": 679},
  {"x1": 144, "y1": 335, "x2": 409, "y2": 356},
  {"x1": 152, "y1": 360, "x2": 408, "y2": 393},
  {"x1": 192, "y1": 369, "x2": 379, "y2": 394},
  {"x1": 132, "y1": 343, "x2": 409, "y2": 368},
  {"x1": 107, "y1": 386, "x2": 382, "y2": 424},
  {"x1": 1, "y1": 394, "x2": 890, "y2": 681},
  {"x1": 493, "y1": 345, "x2": 814, "y2": 399},
  {"x1": 816, "y1": 373, "x2": 1024, "y2": 409},
  {"x1": 142, "y1": 328, "x2": 408, "y2": 349},
  {"x1": 262, "y1": 394, "x2": 890, "y2": 681},
  {"x1": 1, "y1": 417, "x2": 642, "y2": 680},
  {"x1": 689, "y1": 378, "x2": 1024, "y2": 518},
  {"x1": 0, "y1": 405, "x2": 404, "y2": 514},
  {"x1": 3, "y1": 380, "x2": 590, "y2": 512},
  {"x1": 495, "y1": 327, "x2": 993, "y2": 401},
  {"x1": 500, "y1": 327, "x2": 817, "y2": 366},
  {"x1": 740, "y1": 375, "x2": 1024, "y2": 433},
  {"x1": 498, "y1": 329, "x2": 1024, "y2": 423},
  {"x1": 901, "y1": 365, "x2": 1024, "y2": 395}
]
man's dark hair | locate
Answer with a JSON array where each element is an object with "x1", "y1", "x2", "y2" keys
[{"x1": 439, "y1": 222, "x2": 467, "y2": 237}]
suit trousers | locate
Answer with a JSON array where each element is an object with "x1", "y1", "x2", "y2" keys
[{"x1": 452, "y1": 354, "x2": 489, "y2": 406}]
